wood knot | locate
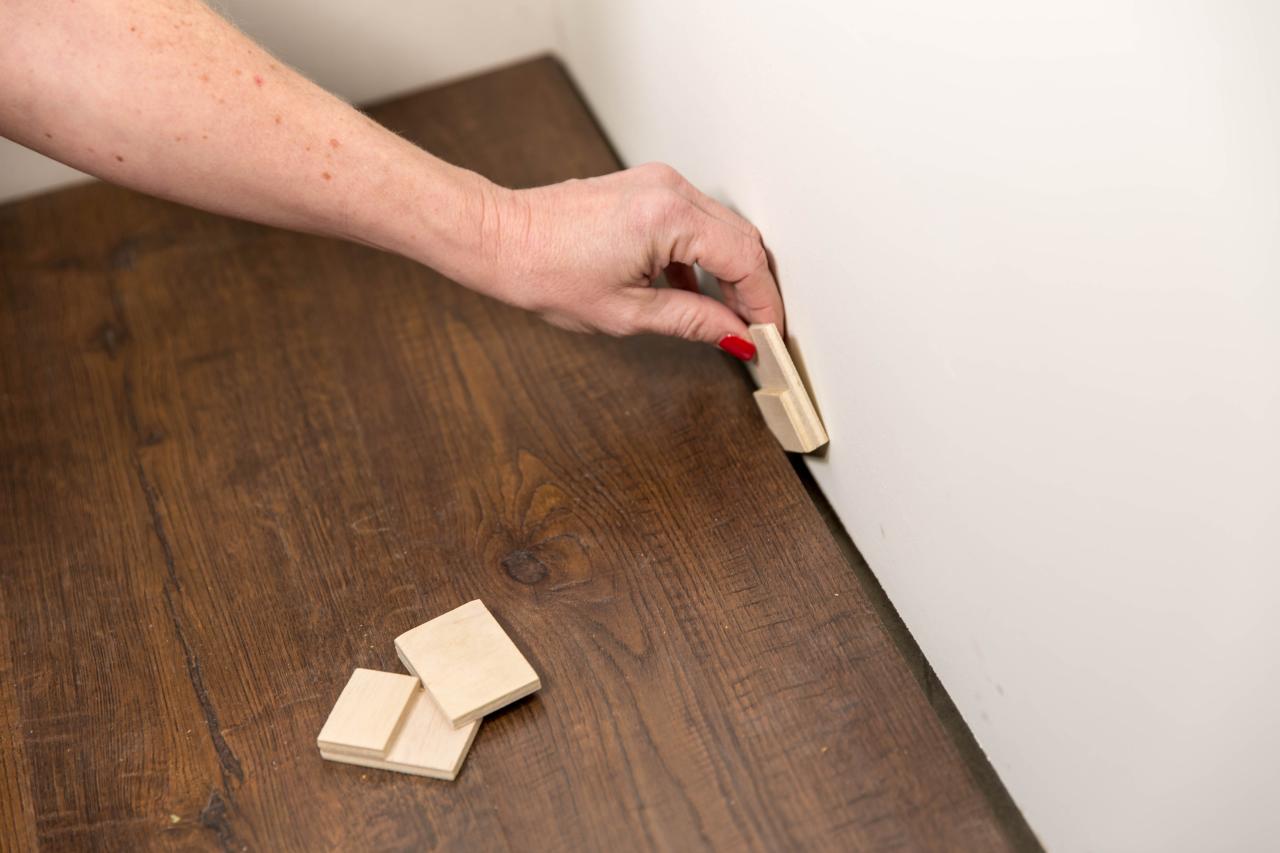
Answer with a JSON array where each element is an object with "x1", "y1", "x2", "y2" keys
[
  {"x1": 109, "y1": 237, "x2": 140, "y2": 270},
  {"x1": 95, "y1": 321, "x2": 129, "y2": 358},
  {"x1": 501, "y1": 549, "x2": 548, "y2": 585}
]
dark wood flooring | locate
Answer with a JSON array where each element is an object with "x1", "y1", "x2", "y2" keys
[{"x1": 1, "y1": 57, "x2": 1020, "y2": 851}]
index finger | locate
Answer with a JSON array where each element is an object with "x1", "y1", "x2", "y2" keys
[{"x1": 676, "y1": 204, "x2": 785, "y2": 336}]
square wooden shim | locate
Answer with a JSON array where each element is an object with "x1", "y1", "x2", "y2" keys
[
  {"x1": 316, "y1": 668, "x2": 418, "y2": 758},
  {"x1": 747, "y1": 323, "x2": 828, "y2": 453},
  {"x1": 754, "y1": 388, "x2": 805, "y2": 454},
  {"x1": 394, "y1": 600, "x2": 541, "y2": 729},
  {"x1": 320, "y1": 687, "x2": 480, "y2": 781}
]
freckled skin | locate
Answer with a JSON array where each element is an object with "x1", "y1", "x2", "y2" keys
[
  {"x1": 1, "y1": 0, "x2": 474, "y2": 263},
  {"x1": 0, "y1": 0, "x2": 786, "y2": 345}
]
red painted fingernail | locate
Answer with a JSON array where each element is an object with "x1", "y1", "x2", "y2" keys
[{"x1": 718, "y1": 334, "x2": 756, "y2": 361}]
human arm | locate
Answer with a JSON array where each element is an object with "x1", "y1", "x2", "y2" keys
[{"x1": 0, "y1": 0, "x2": 782, "y2": 352}]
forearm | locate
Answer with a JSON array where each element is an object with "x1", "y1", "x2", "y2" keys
[
  {"x1": 2, "y1": 0, "x2": 783, "y2": 350},
  {"x1": 0, "y1": 0, "x2": 491, "y2": 280}
]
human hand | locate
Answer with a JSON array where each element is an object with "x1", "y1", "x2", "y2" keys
[
  {"x1": 474, "y1": 163, "x2": 783, "y2": 360},
  {"x1": 2, "y1": 0, "x2": 777, "y2": 363}
]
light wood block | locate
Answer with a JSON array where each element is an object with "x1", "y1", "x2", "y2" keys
[
  {"x1": 320, "y1": 687, "x2": 480, "y2": 780},
  {"x1": 316, "y1": 668, "x2": 417, "y2": 758},
  {"x1": 754, "y1": 388, "x2": 805, "y2": 453},
  {"x1": 747, "y1": 323, "x2": 828, "y2": 453},
  {"x1": 395, "y1": 599, "x2": 540, "y2": 729}
]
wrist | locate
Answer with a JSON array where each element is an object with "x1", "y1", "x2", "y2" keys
[
  {"x1": 398, "y1": 162, "x2": 518, "y2": 293},
  {"x1": 345, "y1": 144, "x2": 509, "y2": 289}
]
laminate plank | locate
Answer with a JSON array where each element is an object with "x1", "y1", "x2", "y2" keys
[
  {"x1": 0, "y1": 188, "x2": 245, "y2": 848},
  {"x1": 0, "y1": 56, "x2": 1017, "y2": 851},
  {"x1": 0, "y1": 594, "x2": 39, "y2": 851}
]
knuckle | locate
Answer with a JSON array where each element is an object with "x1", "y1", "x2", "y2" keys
[
  {"x1": 629, "y1": 188, "x2": 684, "y2": 235},
  {"x1": 743, "y1": 235, "x2": 768, "y2": 275},
  {"x1": 638, "y1": 161, "x2": 683, "y2": 189},
  {"x1": 673, "y1": 307, "x2": 708, "y2": 341},
  {"x1": 659, "y1": 298, "x2": 707, "y2": 341},
  {"x1": 610, "y1": 298, "x2": 645, "y2": 337},
  {"x1": 591, "y1": 291, "x2": 639, "y2": 337}
]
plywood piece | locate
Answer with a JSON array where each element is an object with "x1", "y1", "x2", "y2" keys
[
  {"x1": 395, "y1": 600, "x2": 540, "y2": 728},
  {"x1": 316, "y1": 668, "x2": 418, "y2": 758},
  {"x1": 320, "y1": 687, "x2": 480, "y2": 780},
  {"x1": 747, "y1": 324, "x2": 828, "y2": 453},
  {"x1": 754, "y1": 388, "x2": 806, "y2": 454}
]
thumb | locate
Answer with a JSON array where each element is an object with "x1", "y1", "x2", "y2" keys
[{"x1": 626, "y1": 286, "x2": 753, "y2": 351}]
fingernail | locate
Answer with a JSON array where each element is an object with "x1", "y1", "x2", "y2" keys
[{"x1": 718, "y1": 334, "x2": 756, "y2": 361}]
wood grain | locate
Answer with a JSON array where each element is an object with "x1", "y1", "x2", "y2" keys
[
  {"x1": 316, "y1": 669, "x2": 418, "y2": 757},
  {"x1": 748, "y1": 323, "x2": 828, "y2": 454},
  {"x1": 395, "y1": 599, "x2": 541, "y2": 728},
  {"x1": 0, "y1": 57, "x2": 1020, "y2": 850},
  {"x1": 320, "y1": 688, "x2": 480, "y2": 782}
]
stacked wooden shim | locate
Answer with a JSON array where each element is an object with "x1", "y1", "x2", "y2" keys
[
  {"x1": 317, "y1": 600, "x2": 540, "y2": 780},
  {"x1": 747, "y1": 323, "x2": 828, "y2": 454}
]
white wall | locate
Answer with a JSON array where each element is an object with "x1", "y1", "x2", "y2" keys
[
  {"x1": 0, "y1": 0, "x2": 558, "y2": 203},
  {"x1": 554, "y1": 1, "x2": 1280, "y2": 850}
]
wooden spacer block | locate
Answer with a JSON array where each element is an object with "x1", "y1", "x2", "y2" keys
[
  {"x1": 746, "y1": 323, "x2": 828, "y2": 453},
  {"x1": 394, "y1": 599, "x2": 541, "y2": 729},
  {"x1": 320, "y1": 686, "x2": 480, "y2": 781},
  {"x1": 316, "y1": 668, "x2": 418, "y2": 758}
]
